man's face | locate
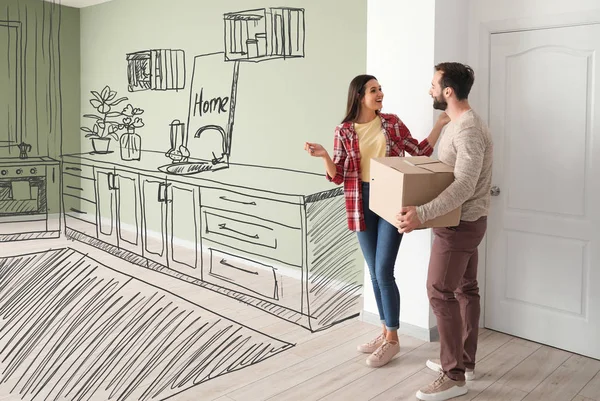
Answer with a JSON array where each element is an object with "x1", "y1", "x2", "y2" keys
[{"x1": 429, "y1": 71, "x2": 447, "y2": 111}]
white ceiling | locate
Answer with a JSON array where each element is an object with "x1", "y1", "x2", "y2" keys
[{"x1": 42, "y1": 0, "x2": 115, "y2": 8}]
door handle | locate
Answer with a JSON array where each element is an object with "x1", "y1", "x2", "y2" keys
[{"x1": 490, "y1": 186, "x2": 501, "y2": 196}]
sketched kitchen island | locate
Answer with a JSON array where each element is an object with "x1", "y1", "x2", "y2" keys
[{"x1": 61, "y1": 150, "x2": 363, "y2": 332}]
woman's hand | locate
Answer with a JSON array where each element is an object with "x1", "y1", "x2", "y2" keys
[
  {"x1": 435, "y1": 112, "x2": 450, "y2": 127},
  {"x1": 304, "y1": 142, "x2": 328, "y2": 158}
]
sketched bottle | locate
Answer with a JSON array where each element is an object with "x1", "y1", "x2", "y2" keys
[{"x1": 119, "y1": 104, "x2": 144, "y2": 161}]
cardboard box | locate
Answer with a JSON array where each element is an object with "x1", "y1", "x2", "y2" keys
[{"x1": 369, "y1": 156, "x2": 461, "y2": 229}]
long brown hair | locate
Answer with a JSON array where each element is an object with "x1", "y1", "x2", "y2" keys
[{"x1": 341, "y1": 74, "x2": 378, "y2": 123}]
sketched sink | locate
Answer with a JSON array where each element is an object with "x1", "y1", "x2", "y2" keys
[
  {"x1": 158, "y1": 161, "x2": 227, "y2": 175},
  {"x1": 158, "y1": 162, "x2": 212, "y2": 175}
]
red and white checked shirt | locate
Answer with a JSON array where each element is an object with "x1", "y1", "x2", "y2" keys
[{"x1": 326, "y1": 113, "x2": 433, "y2": 231}]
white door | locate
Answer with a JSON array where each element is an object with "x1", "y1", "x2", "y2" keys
[{"x1": 485, "y1": 23, "x2": 600, "y2": 359}]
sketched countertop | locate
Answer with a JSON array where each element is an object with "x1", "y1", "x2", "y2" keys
[{"x1": 62, "y1": 151, "x2": 342, "y2": 203}]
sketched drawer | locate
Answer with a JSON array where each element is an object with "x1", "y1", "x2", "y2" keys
[
  {"x1": 62, "y1": 173, "x2": 95, "y2": 201},
  {"x1": 208, "y1": 248, "x2": 278, "y2": 300},
  {"x1": 200, "y1": 187, "x2": 301, "y2": 228},
  {"x1": 63, "y1": 193, "x2": 96, "y2": 223},
  {"x1": 63, "y1": 163, "x2": 94, "y2": 180},
  {"x1": 201, "y1": 207, "x2": 302, "y2": 267}
]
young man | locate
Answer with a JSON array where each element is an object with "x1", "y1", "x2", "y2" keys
[{"x1": 396, "y1": 62, "x2": 493, "y2": 401}]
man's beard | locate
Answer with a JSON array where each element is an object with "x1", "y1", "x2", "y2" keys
[{"x1": 433, "y1": 95, "x2": 447, "y2": 111}]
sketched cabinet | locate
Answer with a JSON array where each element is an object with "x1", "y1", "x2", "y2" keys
[
  {"x1": 62, "y1": 162, "x2": 97, "y2": 238},
  {"x1": 141, "y1": 176, "x2": 201, "y2": 278},
  {"x1": 95, "y1": 167, "x2": 143, "y2": 254}
]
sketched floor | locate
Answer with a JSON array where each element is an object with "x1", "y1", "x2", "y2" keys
[{"x1": 0, "y1": 248, "x2": 294, "y2": 401}]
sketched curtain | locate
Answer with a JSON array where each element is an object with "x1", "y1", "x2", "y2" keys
[{"x1": 1, "y1": 0, "x2": 77, "y2": 159}]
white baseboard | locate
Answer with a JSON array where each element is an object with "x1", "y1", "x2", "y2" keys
[{"x1": 360, "y1": 309, "x2": 439, "y2": 342}]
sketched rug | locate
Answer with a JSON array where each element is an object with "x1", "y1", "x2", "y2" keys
[{"x1": 0, "y1": 248, "x2": 294, "y2": 401}]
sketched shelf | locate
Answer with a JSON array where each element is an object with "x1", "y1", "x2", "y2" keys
[
  {"x1": 223, "y1": 7, "x2": 305, "y2": 62},
  {"x1": 126, "y1": 49, "x2": 186, "y2": 92}
]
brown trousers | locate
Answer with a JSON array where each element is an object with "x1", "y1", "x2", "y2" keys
[{"x1": 427, "y1": 217, "x2": 487, "y2": 382}]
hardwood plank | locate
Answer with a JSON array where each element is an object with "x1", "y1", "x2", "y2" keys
[
  {"x1": 267, "y1": 332, "x2": 428, "y2": 401},
  {"x1": 496, "y1": 345, "x2": 571, "y2": 393},
  {"x1": 321, "y1": 341, "x2": 441, "y2": 400},
  {"x1": 572, "y1": 396, "x2": 596, "y2": 401},
  {"x1": 450, "y1": 338, "x2": 541, "y2": 400},
  {"x1": 471, "y1": 382, "x2": 528, "y2": 401},
  {"x1": 226, "y1": 330, "x2": 388, "y2": 401},
  {"x1": 522, "y1": 355, "x2": 600, "y2": 401},
  {"x1": 369, "y1": 370, "x2": 437, "y2": 401},
  {"x1": 579, "y1": 371, "x2": 600, "y2": 400}
]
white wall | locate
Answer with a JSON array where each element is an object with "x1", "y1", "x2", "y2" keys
[
  {"x1": 365, "y1": 0, "x2": 477, "y2": 335},
  {"x1": 366, "y1": 0, "x2": 436, "y2": 332}
]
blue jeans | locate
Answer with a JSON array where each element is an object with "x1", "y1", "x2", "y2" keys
[{"x1": 357, "y1": 182, "x2": 403, "y2": 331}]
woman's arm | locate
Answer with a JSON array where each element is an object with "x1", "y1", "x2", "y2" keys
[
  {"x1": 391, "y1": 113, "x2": 449, "y2": 156},
  {"x1": 304, "y1": 126, "x2": 346, "y2": 185}
]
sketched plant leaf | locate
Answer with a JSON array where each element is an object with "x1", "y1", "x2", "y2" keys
[
  {"x1": 98, "y1": 103, "x2": 111, "y2": 114},
  {"x1": 80, "y1": 127, "x2": 93, "y2": 133},
  {"x1": 101, "y1": 85, "x2": 110, "y2": 100},
  {"x1": 107, "y1": 89, "x2": 117, "y2": 101},
  {"x1": 90, "y1": 99, "x2": 102, "y2": 110},
  {"x1": 132, "y1": 108, "x2": 144, "y2": 116},
  {"x1": 91, "y1": 90, "x2": 102, "y2": 102},
  {"x1": 110, "y1": 96, "x2": 128, "y2": 107},
  {"x1": 83, "y1": 113, "x2": 102, "y2": 120},
  {"x1": 108, "y1": 132, "x2": 119, "y2": 142}
]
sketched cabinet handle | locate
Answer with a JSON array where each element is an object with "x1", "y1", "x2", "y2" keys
[
  {"x1": 219, "y1": 195, "x2": 256, "y2": 206},
  {"x1": 157, "y1": 182, "x2": 171, "y2": 203}
]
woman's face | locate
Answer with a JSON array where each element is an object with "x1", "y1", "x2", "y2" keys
[{"x1": 360, "y1": 79, "x2": 384, "y2": 113}]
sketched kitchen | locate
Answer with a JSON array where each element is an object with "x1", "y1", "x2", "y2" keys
[{"x1": 1, "y1": 0, "x2": 365, "y2": 338}]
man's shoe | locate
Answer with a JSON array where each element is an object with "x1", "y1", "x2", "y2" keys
[{"x1": 416, "y1": 373, "x2": 468, "y2": 401}]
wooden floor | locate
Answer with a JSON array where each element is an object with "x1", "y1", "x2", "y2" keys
[{"x1": 1, "y1": 237, "x2": 599, "y2": 401}]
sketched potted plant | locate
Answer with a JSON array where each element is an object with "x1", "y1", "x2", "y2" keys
[
  {"x1": 118, "y1": 104, "x2": 145, "y2": 161},
  {"x1": 81, "y1": 86, "x2": 128, "y2": 154}
]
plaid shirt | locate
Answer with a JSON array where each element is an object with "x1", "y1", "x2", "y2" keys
[{"x1": 326, "y1": 113, "x2": 433, "y2": 231}]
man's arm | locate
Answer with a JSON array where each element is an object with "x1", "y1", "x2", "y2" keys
[{"x1": 416, "y1": 128, "x2": 486, "y2": 223}]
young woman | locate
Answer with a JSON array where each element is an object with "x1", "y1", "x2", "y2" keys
[{"x1": 305, "y1": 74, "x2": 448, "y2": 368}]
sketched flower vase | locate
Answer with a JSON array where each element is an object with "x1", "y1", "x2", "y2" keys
[
  {"x1": 118, "y1": 104, "x2": 145, "y2": 161},
  {"x1": 120, "y1": 129, "x2": 141, "y2": 161}
]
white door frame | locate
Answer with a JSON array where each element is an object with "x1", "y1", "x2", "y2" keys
[{"x1": 476, "y1": 9, "x2": 600, "y2": 327}]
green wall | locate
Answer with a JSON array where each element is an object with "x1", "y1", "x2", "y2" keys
[{"x1": 80, "y1": 0, "x2": 367, "y2": 174}]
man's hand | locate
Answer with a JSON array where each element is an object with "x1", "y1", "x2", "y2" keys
[{"x1": 395, "y1": 206, "x2": 421, "y2": 234}]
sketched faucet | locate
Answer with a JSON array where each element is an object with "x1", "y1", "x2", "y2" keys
[{"x1": 194, "y1": 124, "x2": 229, "y2": 166}]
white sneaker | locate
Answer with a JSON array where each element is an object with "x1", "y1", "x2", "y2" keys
[{"x1": 426, "y1": 359, "x2": 474, "y2": 381}]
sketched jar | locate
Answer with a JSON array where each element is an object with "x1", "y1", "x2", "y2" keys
[
  {"x1": 119, "y1": 105, "x2": 144, "y2": 161},
  {"x1": 120, "y1": 129, "x2": 142, "y2": 161}
]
